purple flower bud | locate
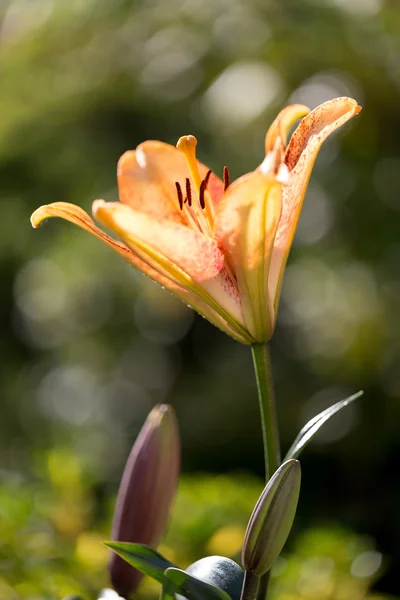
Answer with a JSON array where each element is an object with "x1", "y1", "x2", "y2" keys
[{"x1": 109, "y1": 404, "x2": 180, "y2": 598}]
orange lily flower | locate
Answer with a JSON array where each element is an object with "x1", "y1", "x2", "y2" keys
[{"x1": 31, "y1": 97, "x2": 360, "y2": 344}]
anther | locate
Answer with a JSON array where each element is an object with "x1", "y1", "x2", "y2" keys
[
  {"x1": 223, "y1": 166, "x2": 230, "y2": 191},
  {"x1": 199, "y1": 170, "x2": 212, "y2": 210},
  {"x1": 185, "y1": 178, "x2": 192, "y2": 207},
  {"x1": 199, "y1": 180, "x2": 206, "y2": 209},
  {"x1": 175, "y1": 181, "x2": 183, "y2": 210}
]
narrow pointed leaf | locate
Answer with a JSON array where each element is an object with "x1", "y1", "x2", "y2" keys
[
  {"x1": 164, "y1": 567, "x2": 232, "y2": 600},
  {"x1": 285, "y1": 391, "x2": 363, "y2": 461},
  {"x1": 105, "y1": 541, "x2": 176, "y2": 584}
]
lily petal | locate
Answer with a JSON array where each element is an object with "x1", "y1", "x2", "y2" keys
[
  {"x1": 30, "y1": 202, "x2": 251, "y2": 343},
  {"x1": 264, "y1": 104, "x2": 310, "y2": 153},
  {"x1": 93, "y1": 201, "x2": 249, "y2": 338},
  {"x1": 269, "y1": 97, "x2": 361, "y2": 319},
  {"x1": 93, "y1": 200, "x2": 224, "y2": 283},
  {"x1": 31, "y1": 202, "x2": 147, "y2": 270},
  {"x1": 118, "y1": 142, "x2": 224, "y2": 221},
  {"x1": 215, "y1": 172, "x2": 282, "y2": 342}
]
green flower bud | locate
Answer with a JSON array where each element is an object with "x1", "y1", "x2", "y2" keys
[{"x1": 242, "y1": 459, "x2": 301, "y2": 576}]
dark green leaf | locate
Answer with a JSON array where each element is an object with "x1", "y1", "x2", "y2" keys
[
  {"x1": 104, "y1": 541, "x2": 176, "y2": 584},
  {"x1": 285, "y1": 391, "x2": 363, "y2": 460}
]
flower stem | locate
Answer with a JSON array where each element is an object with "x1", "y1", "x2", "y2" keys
[
  {"x1": 255, "y1": 573, "x2": 270, "y2": 600},
  {"x1": 240, "y1": 570, "x2": 261, "y2": 600},
  {"x1": 251, "y1": 343, "x2": 281, "y2": 481},
  {"x1": 250, "y1": 343, "x2": 281, "y2": 600}
]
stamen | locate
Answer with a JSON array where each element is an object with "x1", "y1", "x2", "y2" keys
[
  {"x1": 223, "y1": 166, "x2": 230, "y2": 191},
  {"x1": 185, "y1": 178, "x2": 192, "y2": 207},
  {"x1": 175, "y1": 181, "x2": 183, "y2": 210},
  {"x1": 204, "y1": 169, "x2": 212, "y2": 186},
  {"x1": 199, "y1": 181, "x2": 206, "y2": 209},
  {"x1": 199, "y1": 170, "x2": 212, "y2": 210}
]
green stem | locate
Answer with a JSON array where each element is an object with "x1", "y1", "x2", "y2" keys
[
  {"x1": 240, "y1": 571, "x2": 260, "y2": 600},
  {"x1": 251, "y1": 343, "x2": 281, "y2": 600},
  {"x1": 251, "y1": 343, "x2": 281, "y2": 481},
  {"x1": 255, "y1": 573, "x2": 270, "y2": 600}
]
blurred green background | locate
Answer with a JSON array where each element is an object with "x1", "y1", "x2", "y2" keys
[{"x1": 0, "y1": 0, "x2": 399, "y2": 598}]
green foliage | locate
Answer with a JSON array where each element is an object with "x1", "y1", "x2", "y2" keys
[{"x1": 0, "y1": 451, "x2": 393, "y2": 599}]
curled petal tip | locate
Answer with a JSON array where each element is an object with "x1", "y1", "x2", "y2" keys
[
  {"x1": 30, "y1": 206, "x2": 49, "y2": 228},
  {"x1": 265, "y1": 104, "x2": 311, "y2": 154},
  {"x1": 92, "y1": 198, "x2": 107, "y2": 214},
  {"x1": 338, "y1": 96, "x2": 362, "y2": 115}
]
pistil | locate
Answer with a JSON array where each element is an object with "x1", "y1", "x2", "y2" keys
[{"x1": 176, "y1": 135, "x2": 215, "y2": 235}]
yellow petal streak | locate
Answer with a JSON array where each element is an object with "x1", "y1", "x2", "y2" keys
[{"x1": 215, "y1": 173, "x2": 282, "y2": 342}]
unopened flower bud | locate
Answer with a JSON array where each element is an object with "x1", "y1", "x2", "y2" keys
[
  {"x1": 242, "y1": 459, "x2": 301, "y2": 576},
  {"x1": 109, "y1": 404, "x2": 180, "y2": 597}
]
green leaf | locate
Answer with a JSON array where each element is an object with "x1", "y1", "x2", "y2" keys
[
  {"x1": 284, "y1": 391, "x2": 363, "y2": 461},
  {"x1": 104, "y1": 541, "x2": 176, "y2": 584},
  {"x1": 164, "y1": 567, "x2": 232, "y2": 600}
]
